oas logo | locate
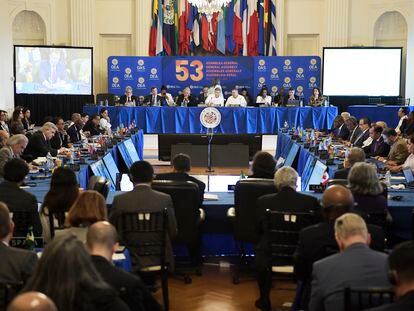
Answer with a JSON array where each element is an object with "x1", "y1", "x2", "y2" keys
[
  {"x1": 200, "y1": 107, "x2": 221, "y2": 129},
  {"x1": 150, "y1": 68, "x2": 159, "y2": 80},
  {"x1": 110, "y1": 58, "x2": 119, "y2": 71},
  {"x1": 111, "y1": 77, "x2": 120, "y2": 88},
  {"x1": 308, "y1": 76, "x2": 317, "y2": 88},
  {"x1": 297, "y1": 86, "x2": 304, "y2": 93},
  {"x1": 309, "y1": 58, "x2": 318, "y2": 71},
  {"x1": 137, "y1": 77, "x2": 146, "y2": 88},
  {"x1": 259, "y1": 77, "x2": 266, "y2": 84},
  {"x1": 283, "y1": 77, "x2": 292, "y2": 88},
  {"x1": 124, "y1": 67, "x2": 133, "y2": 80},
  {"x1": 137, "y1": 59, "x2": 146, "y2": 71},
  {"x1": 283, "y1": 59, "x2": 292, "y2": 71},
  {"x1": 257, "y1": 59, "x2": 266, "y2": 71},
  {"x1": 270, "y1": 68, "x2": 279, "y2": 80},
  {"x1": 296, "y1": 67, "x2": 305, "y2": 80},
  {"x1": 271, "y1": 86, "x2": 278, "y2": 94}
]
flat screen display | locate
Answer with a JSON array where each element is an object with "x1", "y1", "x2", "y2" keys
[
  {"x1": 323, "y1": 48, "x2": 402, "y2": 96},
  {"x1": 90, "y1": 160, "x2": 113, "y2": 189},
  {"x1": 14, "y1": 46, "x2": 93, "y2": 95},
  {"x1": 102, "y1": 153, "x2": 119, "y2": 190},
  {"x1": 283, "y1": 144, "x2": 300, "y2": 167},
  {"x1": 118, "y1": 138, "x2": 140, "y2": 168},
  {"x1": 301, "y1": 156, "x2": 316, "y2": 191},
  {"x1": 305, "y1": 160, "x2": 327, "y2": 191}
]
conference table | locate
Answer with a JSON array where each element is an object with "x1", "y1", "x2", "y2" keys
[
  {"x1": 347, "y1": 105, "x2": 414, "y2": 128},
  {"x1": 83, "y1": 105, "x2": 338, "y2": 134}
]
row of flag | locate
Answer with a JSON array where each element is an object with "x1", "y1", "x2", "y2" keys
[{"x1": 149, "y1": 0, "x2": 277, "y2": 56}]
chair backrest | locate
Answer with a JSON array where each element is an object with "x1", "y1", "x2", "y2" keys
[
  {"x1": 0, "y1": 282, "x2": 23, "y2": 309},
  {"x1": 88, "y1": 176, "x2": 110, "y2": 199},
  {"x1": 96, "y1": 93, "x2": 116, "y2": 105},
  {"x1": 343, "y1": 287, "x2": 394, "y2": 311},
  {"x1": 113, "y1": 208, "x2": 167, "y2": 269},
  {"x1": 234, "y1": 178, "x2": 277, "y2": 243},
  {"x1": 364, "y1": 211, "x2": 388, "y2": 229},
  {"x1": 265, "y1": 209, "x2": 315, "y2": 266},
  {"x1": 151, "y1": 180, "x2": 200, "y2": 244},
  {"x1": 10, "y1": 211, "x2": 32, "y2": 237},
  {"x1": 328, "y1": 179, "x2": 348, "y2": 187}
]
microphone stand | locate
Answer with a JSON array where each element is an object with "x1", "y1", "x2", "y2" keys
[{"x1": 206, "y1": 127, "x2": 214, "y2": 173}]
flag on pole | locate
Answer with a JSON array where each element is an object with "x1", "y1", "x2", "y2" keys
[
  {"x1": 247, "y1": 0, "x2": 259, "y2": 56},
  {"x1": 178, "y1": 0, "x2": 190, "y2": 55},
  {"x1": 233, "y1": 0, "x2": 243, "y2": 55},
  {"x1": 187, "y1": 4, "x2": 200, "y2": 50},
  {"x1": 156, "y1": 0, "x2": 164, "y2": 55},
  {"x1": 217, "y1": 9, "x2": 226, "y2": 54},
  {"x1": 241, "y1": 0, "x2": 248, "y2": 56},
  {"x1": 163, "y1": 0, "x2": 177, "y2": 55},
  {"x1": 149, "y1": 0, "x2": 157, "y2": 56},
  {"x1": 225, "y1": 1, "x2": 236, "y2": 54},
  {"x1": 258, "y1": 0, "x2": 265, "y2": 55},
  {"x1": 268, "y1": 0, "x2": 277, "y2": 56}
]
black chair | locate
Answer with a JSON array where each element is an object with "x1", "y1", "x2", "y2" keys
[
  {"x1": 230, "y1": 178, "x2": 277, "y2": 284},
  {"x1": 88, "y1": 176, "x2": 110, "y2": 199},
  {"x1": 343, "y1": 287, "x2": 394, "y2": 311},
  {"x1": 0, "y1": 282, "x2": 23, "y2": 309},
  {"x1": 96, "y1": 93, "x2": 116, "y2": 106},
  {"x1": 152, "y1": 180, "x2": 202, "y2": 283},
  {"x1": 113, "y1": 208, "x2": 169, "y2": 311}
]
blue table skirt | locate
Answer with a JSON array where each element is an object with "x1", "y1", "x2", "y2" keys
[
  {"x1": 83, "y1": 106, "x2": 338, "y2": 134},
  {"x1": 347, "y1": 105, "x2": 414, "y2": 128}
]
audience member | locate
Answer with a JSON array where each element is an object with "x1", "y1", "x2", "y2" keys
[
  {"x1": 0, "y1": 134, "x2": 28, "y2": 176},
  {"x1": 333, "y1": 147, "x2": 365, "y2": 180},
  {"x1": 249, "y1": 151, "x2": 276, "y2": 179},
  {"x1": 309, "y1": 213, "x2": 390, "y2": 311},
  {"x1": 367, "y1": 241, "x2": 414, "y2": 311},
  {"x1": 0, "y1": 130, "x2": 10, "y2": 148},
  {"x1": 344, "y1": 116, "x2": 362, "y2": 145},
  {"x1": 176, "y1": 87, "x2": 196, "y2": 107},
  {"x1": 396, "y1": 107, "x2": 408, "y2": 135},
  {"x1": 21, "y1": 107, "x2": 32, "y2": 132},
  {"x1": 67, "y1": 113, "x2": 85, "y2": 143},
  {"x1": 0, "y1": 202, "x2": 38, "y2": 284},
  {"x1": 80, "y1": 113, "x2": 89, "y2": 125},
  {"x1": 24, "y1": 122, "x2": 66, "y2": 159},
  {"x1": 376, "y1": 121, "x2": 388, "y2": 130},
  {"x1": 0, "y1": 159, "x2": 41, "y2": 236},
  {"x1": 55, "y1": 190, "x2": 107, "y2": 242},
  {"x1": 40, "y1": 167, "x2": 79, "y2": 243},
  {"x1": 331, "y1": 116, "x2": 349, "y2": 140},
  {"x1": 364, "y1": 125, "x2": 390, "y2": 157},
  {"x1": 7, "y1": 292, "x2": 57, "y2": 311},
  {"x1": 379, "y1": 128, "x2": 409, "y2": 165},
  {"x1": 23, "y1": 234, "x2": 130, "y2": 311},
  {"x1": 99, "y1": 108, "x2": 112, "y2": 134},
  {"x1": 294, "y1": 185, "x2": 385, "y2": 308},
  {"x1": 9, "y1": 108, "x2": 25, "y2": 135},
  {"x1": 82, "y1": 114, "x2": 102, "y2": 136},
  {"x1": 110, "y1": 161, "x2": 177, "y2": 271},
  {"x1": 387, "y1": 135, "x2": 414, "y2": 173},
  {"x1": 87, "y1": 221, "x2": 162, "y2": 311},
  {"x1": 225, "y1": 88, "x2": 247, "y2": 107},
  {"x1": 50, "y1": 117, "x2": 69, "y2": 149},
  {"x1": 353, "y1": 117, "x2": 371, "y2": 148},
  {"x1": 255, "y1": 167, "x2": 319, "y2": 311},
  {"x1": 0, "y1": 110, "x2": 10, "y2": 133}
]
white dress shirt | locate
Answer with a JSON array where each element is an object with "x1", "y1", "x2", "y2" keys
[
  {"x1": 256, "y1": 95, "x2": 272, "y2": 106},
  {"x1": 402, "y1": 154, "x2": 414, "y2": 172},
  {"x1": 99, "y1": 118, "x2": 112, "y2": 134},
  {"x1": 206, "y1": 94, "x2": 224, "y2": 107},
  {"x1": 225, "y1": 95, "x2": 247, "y2": 107},
  {"x1": 396, "y1": 115, "x2": 408, "y2": 134},
  {"x1": 163, "y1": 93, "x2": 175, "y2": 106}
]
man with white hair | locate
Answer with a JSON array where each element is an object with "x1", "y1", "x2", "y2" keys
[
  {"x1": 309, "y1": 213, "x2": 390, "y2": 311},
  {"x1": 119, "y1": 86, "x2": 137, "y2": 106},
  {"x1": 176, "y1": 87, "x2": 196, "y2": 107},
  {"x1": 254, "y1": 166, "x2": 319, "y2": 311},
  {"x1": 0, "y1": 134, "x2": 28, "y2": 176}
]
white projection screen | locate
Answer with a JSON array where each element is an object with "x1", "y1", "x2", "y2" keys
[
  {"x1": 322, "y1": 47, "x2": 402, "y2": 96},
  {"x1": 14, "y1": 45, "x2": 93, "y2": 95}
]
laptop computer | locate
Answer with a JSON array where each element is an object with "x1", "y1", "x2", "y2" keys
[
  {"x1": 403, "y1": 168, "x2": 414, "y2": 188},
  {"x1": 286, "y1": 99, "x2": 300, "y2": 107}
]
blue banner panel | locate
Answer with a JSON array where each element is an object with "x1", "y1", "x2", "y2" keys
[{"x1": 107, "y1": 56, "x2": 163, "y2": 97}]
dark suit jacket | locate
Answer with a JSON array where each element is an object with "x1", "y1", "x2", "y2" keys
[
  {"x1": 109, "y1": 184, "x2": 177, "y2": 270},
  {"x1": 364, "y1": 137, "x2": 390, "y2": 158},
  {"x1": 353, "y1": 128, "x2": 370, "y2": 147},
  {"x1": 336, "y1": 124, "x2": 350, "y2": 140},
  {"x1": 352, "y1": 193, "x2": 389, "y2": 215},
  {"x1": 91, "y1": 255, "x2": 162, "y2": 311},
  {"x1": 367, "y1": 291, "x2": 414, "y2": 311},
  {"x1": 50, "y1": 131, "x2": 69, "y2": 149},
  {"x1": 176, "y1": 94, "x2": 197, "y2": 107},
  {"x1": 39, "y1": 61, "x2": 68, "y2": 83},
  {"x1": 22, "y1": 118, "x2": 30, "y2": 131},
  {"x1": 143, "y1": 95, "x2": 166, "y2": 106},
  {"x1": 283, "y1": 95, "x2": 299, "y2": 106},
  {"x1": 309, "y1": 243, "x2": 390, "y2": 311},
  {"x1": 24, "y1": 131, "x2": 57, "y2": 159},
  {"x1": 333, "y1": 168, "x2": 350, "y2": 180},
  {"x1": 0, "y1": 181, "x2": 42, "y2": 237},
  {"x1": 348, "y1": 127, "x2": 363, "y2": 144},
  {"x1": 155, "y1": 172, "x2": 206, "y2": 206},
  {"x1": 67, "y1": 124, "x2": 82, "y2": 143},
  {"x1": 82, "y1": 121, "x2": 103, "y2": 137},
  {"x1": 119, "y1": 95, "x2": 138, "y2": 105},
  {"x1": 0, "y1": 242, "x2": 38, "y2": 283},
  {"x1": 9, "y1": 120, "x2": 25, "y2": 135}
]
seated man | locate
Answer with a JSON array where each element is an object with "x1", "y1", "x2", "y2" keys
[
  {"x1": 283, "y1": 87, "x2": 299, "y2": 106},
  {"x1": 82, "y1": 114, "x2": 103, "y2": 137},
  {"x1": 225, "y1": 88, "x2": 247, "y2": 107},
  {"x1": 294, "y1": 185, "x2": 385, "y2": 309},
  {"x1": 0, "y1": 130, "x2": 9, "y2": 148},
  {"x1": 7, "y1": 292, "x2": 57, "y2": 311},
  {"x1": 0, "y1": 202, "x2": 38, "y2": 283},
  {"x1": 0, "y1": 159, "x2": 42, "y2": 237},
  {"x1": 198, "y1": 86, "x2": 209, "y2": 104},
  {"x1": 144, "y1": 87, "x2": 166, "y2": 107},
  {"x1": 367, "y1": 241, "x2": 414, "y2": 311},
  {"x1": 379, "y1": 128, "x2": 409, "y2": 165},
  {"x1": 255, "y1": 167, "x2": 319, "y2": 311},
  {"x1": 87, "y1": 221, "x2": 162, "y2": 311},
  {"x1": 309, "y1": 213, "x2": 390, "y2": 311},
  {"x1": 333, "y1": 147, "x2": 365, "y2": 180},
  {"x1": 66, "y1": 113, "x2": 85, "y2": 144},
  {"x1": 205, "y1": 87, "x2": 224, "y2": 107},
  {"x1": 110, "y1": 161, "x2": 177, "y2": 271},
  {"x1": 176, "y1": 87, "x2": 197, "y2": 107},
  {"x1": 353, "y1": 117, "x2": 371, "y2": 148},
  {"x1": 119, "y1": 86, "x2": 137, "y2": 106},
  {"x1": 345, "y1": 116, "x2": 362, "y2": 145},
  {"x1": 395, "y1": 107, "x2": 408, "y2": 135},
  {"x1": 0, "y1": 134, "x2": 28, "y2": 177},
  {"x1": 364, "y1": 125, "x2": 390, "y2": 158},
  {"x1": 160, "y1": 85, "x2": 175, "y2": 106}
]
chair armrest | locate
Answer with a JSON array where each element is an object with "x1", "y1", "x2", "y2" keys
[
  {"x1": 227, "y1": 207, "x2": 236, "y2": 218},
  {"x1": 199, "y1": 208, "x2": 206, "y2": 222}
]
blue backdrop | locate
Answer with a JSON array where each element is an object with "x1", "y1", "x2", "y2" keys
[{"x1": 107, "y1": 56, "x2": 321, "y2": 101}]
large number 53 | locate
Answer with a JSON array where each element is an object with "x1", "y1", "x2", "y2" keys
[{"x1": 175, "y1": 60, "x2": 204, "y2": 82}]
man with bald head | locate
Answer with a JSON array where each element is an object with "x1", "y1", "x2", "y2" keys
[
  {"x1": 7, "y1": 292, "x2": 57, "y2": 311},
  {"x1": 87, "y1": 221, "x2": 161, "y2": 311},
  {"x1": 293, "y1": 185, "x2": 385, "y2": 308}
]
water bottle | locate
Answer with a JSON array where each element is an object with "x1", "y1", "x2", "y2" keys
[
  {"x1": 384, "y1": 170, "x2": 391, "y2": 187},
  {"x1": 324, "y1": 99, "x2": 328, "y2": 107},
  {"x1": 284, "y1": 121, "x2": 288, "y2": 129},
  {"x1": 105, "y1": 99, "x2": 108, "y2": 106},
  {"x1": 300, "y1": 99, "x2": 303, "y2": 107}
]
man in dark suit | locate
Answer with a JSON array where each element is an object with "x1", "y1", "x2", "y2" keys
[
  {"x1": 255, "y1": 167, "x2": 319, "y2": 311},
  {"x1": 353, "y1": 117, "x2": 371, "y2": 148},
  {"x1": 24, "y1": 122, "x2": 65, "y2": 160},
  {"x1": 143, "y1": 87, "x2": 166, "y2": 106},
  {"x1": 110, "y1": 161, "x2": 177, "y2": 272},
  {"x1": 39, "y1": 50, "x2": 68, "y2": 89},
  {"x1": 50, "y1": 117, "x2": 69, "y2": 149},
  {"x1": 119, "y1": 86, "x2": 138, "y2": 106},
  {"x1": 0, "y1": 202, "x2": 38, "y2": 283},
  {"x1": 308, "y1": 213, "x2": 390, "y2": 311},
  {"x1": 176, "y1": 87, "x2": 197, "y2": 107},
  {"x1": 364, "y1": 125, "x2": 391, "y2": 158},
  {"x1": 87, "y1": 221, "x2": 162, "y2": 311},
  {"x1": 345, "y1": 116, "x2": 362, "y2": 145},
  {"x1": 0, "y1": 159, "x2": 42, "y2": 237},
  {"x1": 367, "y1": 241, "x2": 414, "y2": 311},
  {"x1": 333, "y1": 147, "x2": 365, "y2": 180},
  {"x1": 294, "y1": 185, "x2": 385, "y2": 309}
]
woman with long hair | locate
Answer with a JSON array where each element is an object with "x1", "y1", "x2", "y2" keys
[{"x1": 9, "y1": 107, "x2": 25, "y2": 135}]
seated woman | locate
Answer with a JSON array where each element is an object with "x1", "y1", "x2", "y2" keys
[
  {"x1": 387, "y1": 135, "x2": 414, "y2": 173},
  {"x1": 9, "y1": 107, "x2": 25, "y2": 135},
  {"x1": 56, "y1": 190, "x2": 107, "y2": 242},
  {"x1": 348, "y1": 162, "x2": 390, "y2": 219},
  {"x1": 23, "y1": 234, "x2": 129, "y2": 311},
  {"x1": 249, "y1": 151, "x2": 276, "y2": 179},
  {"x1": 308, "y1": 87, "x2": 325, "y2": 107},
  {"x1": 256, "y1": 88, "x2": 272, "y2": 107},
  {"x1": 21, "y1": 107, "x2": 32, "y2": 131}
]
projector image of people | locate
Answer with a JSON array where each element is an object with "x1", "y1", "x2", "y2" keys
[{"x1": 15, "y1": 46, "x2": 92, "y2": 95}]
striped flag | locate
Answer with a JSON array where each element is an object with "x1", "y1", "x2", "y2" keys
[
  {"x1": 233, "y1": 0, "x2": 243, "y2": 55},
  {"x1": 217, "y1": 8, "x2": 226, "y2": 54},
  {"x1": 149, "y1": 0, "x2": 164, "y2": 55},
  {"x1": 156, "y1": 0, "x2": 164, "y2": 55},
  {"x1": 247, "y1": 0, "x2": 259, "y2": 56},
  {"x1": 268, "y1": 0, "x2": 277, "y2": 56}
]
